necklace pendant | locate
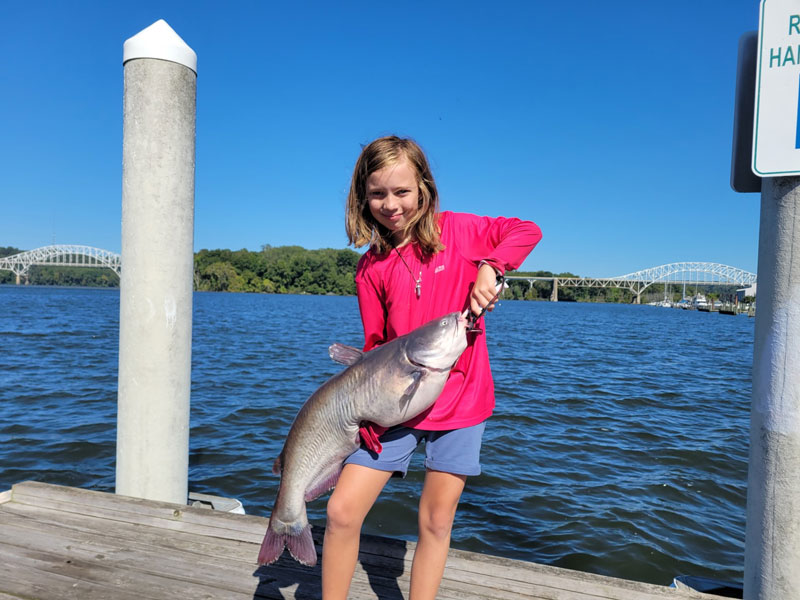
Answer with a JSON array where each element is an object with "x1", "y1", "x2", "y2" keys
[{"x1": 415, "y1": 277, "x2": 421, "y2": 298}]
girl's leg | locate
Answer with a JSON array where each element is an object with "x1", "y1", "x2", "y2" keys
[
  {"x1": 322, "y1": 464, "x2": 393, "y2": 600},
  {"x1": 409, "y1": 469, "x2": 467, "y2": 600}
]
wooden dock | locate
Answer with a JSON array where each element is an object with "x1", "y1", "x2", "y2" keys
[{"x1": 0, "y1": 481, "x2": 727, "y2": 599}]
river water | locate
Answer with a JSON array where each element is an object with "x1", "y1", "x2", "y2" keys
[{"x1": 0, "y1": 285, "x2": 752, "y2": 586}]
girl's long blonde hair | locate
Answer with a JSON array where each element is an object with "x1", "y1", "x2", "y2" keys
[{"x1": 345, "y1": 136, "x2": 444, "y2": 256}]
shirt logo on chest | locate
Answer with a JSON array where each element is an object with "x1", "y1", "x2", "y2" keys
[{"x1": 435, "y1": 265, "x2": 445, "y2": 274}]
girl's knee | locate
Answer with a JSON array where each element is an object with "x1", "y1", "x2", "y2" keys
[
  {"x1": 326, "y1": 495, "x2": 365, "y2": 532},
  {"x1": 418, "y1": 505, "x2": 457, "y2": 540}
]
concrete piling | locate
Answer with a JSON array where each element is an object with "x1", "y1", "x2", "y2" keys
[
  {"x1": 744, "y1": 176, "x2": 800, "y2": 599},
  {"x1": 116, "y1": 20, "x2": 197, "y2": 504}
]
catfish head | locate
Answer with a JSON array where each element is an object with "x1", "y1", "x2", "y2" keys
[{"x1": 404, "y1": 312, "x2": 468, "y2": 371}]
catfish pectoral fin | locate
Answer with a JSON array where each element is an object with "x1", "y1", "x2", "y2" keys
[{"x1": 399, "y1": 371, "x2": 423, "y2": 409}]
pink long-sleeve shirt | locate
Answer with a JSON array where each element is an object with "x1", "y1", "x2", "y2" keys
[{"x1": 355, "y1": 211, "x2": 542, "y2": 431}]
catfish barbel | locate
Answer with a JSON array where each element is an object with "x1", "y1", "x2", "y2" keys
[{"x1": 257, "y1": 311, "x2": 469, "y2": 566}]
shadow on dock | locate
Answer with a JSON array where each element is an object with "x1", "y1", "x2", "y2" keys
[{"x1": 251, "y1": 532, "x2": 407, "y2": 599}]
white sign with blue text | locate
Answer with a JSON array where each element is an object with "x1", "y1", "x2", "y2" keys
[{"x1": 753, "y1": 0, "x2": 800, "y2": 176}]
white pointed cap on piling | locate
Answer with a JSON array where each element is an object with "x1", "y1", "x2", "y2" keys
[{"x1": 123, "y1": 19, "x2": 197, "y2": 74}]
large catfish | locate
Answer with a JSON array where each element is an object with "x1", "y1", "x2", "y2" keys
[{"x1": 257, "y1": 311, "x2": 469, "y2": 566}]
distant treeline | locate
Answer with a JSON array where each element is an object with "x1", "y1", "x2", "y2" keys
[
  {"x1": 194, "y1": 246, "x2": 359, "y2": 295},
  {"x1": 0, "y1": 244, "x2": 558, "y2": 299},
  {"x1": 0, "y1": 245, "x2": 739, "y2": 303},
  {"x1": 0, "y1": 245, "x2": 362, "y2": 295}
]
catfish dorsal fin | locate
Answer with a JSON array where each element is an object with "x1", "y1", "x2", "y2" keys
[{"x1": 329, "y1": 343, "x2": 364, "y2": 366}]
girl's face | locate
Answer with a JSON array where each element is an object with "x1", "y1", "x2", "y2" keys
[{"x1": 366, "y1": 159, "x2": 420, "y2": 245}]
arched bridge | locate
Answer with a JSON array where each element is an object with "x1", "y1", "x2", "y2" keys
[
  {"x1": 506, "y1": 262, "x2": 757, "y2": 303},
  {"x1": 0, "y1": 245, "x2": 121, "y2": 284}
]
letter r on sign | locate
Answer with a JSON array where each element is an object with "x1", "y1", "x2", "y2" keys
[{"x1": 791, "y1": 15, "x2": 800, "y2": 34}]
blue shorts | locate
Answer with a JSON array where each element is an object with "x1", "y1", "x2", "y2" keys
[{"x1": 344, "y1": 421, "x2": 486, "y2": 477}]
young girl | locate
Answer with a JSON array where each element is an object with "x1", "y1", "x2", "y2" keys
[{"x1": 322, "y1": 136, "x2": 542, "y2": 599}]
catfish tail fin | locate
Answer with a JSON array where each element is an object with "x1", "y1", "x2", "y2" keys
[
  {"x1": 286, "y1": 524, "x2": 316, "y2": 566},
  {"x1": 257, "y1": 526, "x2": 285, "y2": 565},
  {"x1": 257, "y1": 523, "x2": 316, "y2": 567}
]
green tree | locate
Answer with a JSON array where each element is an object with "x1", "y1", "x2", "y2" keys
[{"x1": 197, "y1": 261, "x2": 243, "y2": 292}]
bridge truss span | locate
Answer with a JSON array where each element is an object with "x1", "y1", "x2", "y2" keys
[
  {"x1": 506, "y1": 262, "x2": 757, "y2": 303},
  {"x1": 0, "y1": 245, "x2": 121, "y2": 284},
  {"x1": 611, "y1": 262, "x2": 757, "y2": 287}
]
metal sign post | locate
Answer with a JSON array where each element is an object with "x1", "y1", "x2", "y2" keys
[{"x1": 743, "y1": 2, "x2": 800, "y2": 599}]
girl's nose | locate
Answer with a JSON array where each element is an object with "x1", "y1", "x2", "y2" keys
[{"x1": 382, "y1": 194, "x2": 399, "y2": 210}]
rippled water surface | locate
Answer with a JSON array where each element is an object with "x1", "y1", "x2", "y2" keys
[{"x1": 0, "y1": 286, "x2": 753, "y2": 586}]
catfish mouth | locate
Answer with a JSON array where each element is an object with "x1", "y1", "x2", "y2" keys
[
  {"x1": 439, "y1": 312, "x2": 469, "y2": 367},
  {"x1": 455, "y1": 312, "x2": 468, "y2": 336},
  {"x1": 442, "y1": 312, "x2": 468, "y2": 346},
  {"x1": 453, "y1": 313, "x2": 469, "y2": 354}
]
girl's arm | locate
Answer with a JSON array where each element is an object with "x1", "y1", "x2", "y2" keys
[
  {"x1": 354, "y1": 259, "x2": 389, "y2": 452},
  {"x1": 467, "y1": 214, "x2": 542, "y2": 275},
  {"x1": 355, "y1": 262, "x2": 387, "y2": 352},
  {"x1": 451, "y1": 212, "x2": 543, "y2": 315}
]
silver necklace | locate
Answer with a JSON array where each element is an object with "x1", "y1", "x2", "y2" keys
[{"x1": 394, "y1": 247, "x2": 422, "y2": 298}]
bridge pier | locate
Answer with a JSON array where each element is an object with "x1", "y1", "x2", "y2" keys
[{"x1": 550, "y1": 278, "x2": 558, "y2": 302}]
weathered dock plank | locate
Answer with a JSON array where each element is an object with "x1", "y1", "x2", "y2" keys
[{"x1": 0, "y1": 481, "x2": 727, "y2": 599}]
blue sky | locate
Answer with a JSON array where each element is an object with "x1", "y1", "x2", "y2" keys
[{"x1": 1, "y1": 1, "x2": 762, "y2": 277}]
